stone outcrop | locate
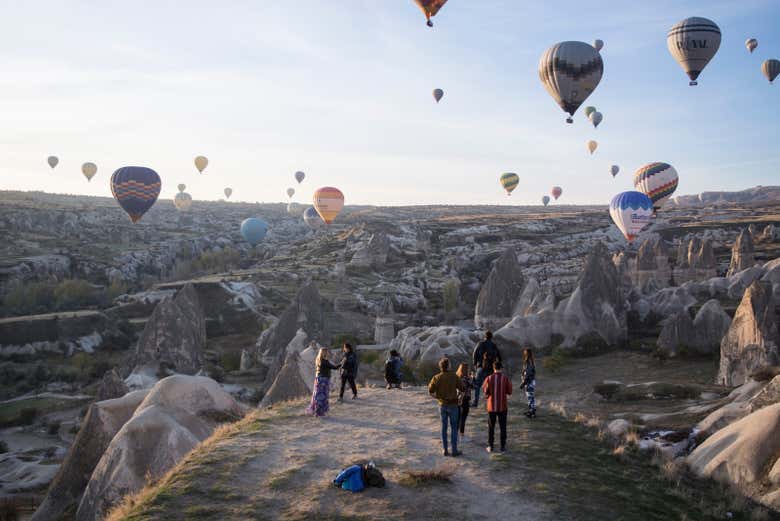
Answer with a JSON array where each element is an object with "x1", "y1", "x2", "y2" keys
[
  {"x1": 131, "y1": 283, "x2": 206, "y2": 377},
  {"x1": 656, "y1": 300, "x2": 731, "y2": 356},
  {"x1": 474, "y1": 249, "x2": 525, "y2": 330},
  {"x1": 673, "y1": 235, "x2": 717, "y2": 284},
  {"x1": 96, "y1": 369, "x2": 129, "y2": 401},
  {"x1": 688, "y1": 403, "x2": 780, "y2": 511},
  {"x1": 727, "y1": 229, "x2": 756, "y2": 277},
  {"x1": 633, "y1": 237, "x2": 671, "y2": 289},
  {"x1": 31, "y1": 390, "x2": 149, "y2": 521},
  {"x1": 389, "y1": 326, "x2": 481, "y2": 363},
  {"x1": 718, "y1": 281, "x2": 779, "y2": 386},
  {"x1": 348, "y1": 232, "x2": 390, "y2": 271},
  {"x1": 656, "y1": 311, "x2": 695, "y2": 356},
  {"x1": 259, "y1": 349, "x2": 315, "y2": 407},
  {"x1": 759, "y1": 224, "x2": 778, "y2": 243},
  {"x1": 75, "y1": 376, "x2": 243, "y2": 521}
]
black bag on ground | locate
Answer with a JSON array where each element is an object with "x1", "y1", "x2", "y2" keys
[{"x1": 362, "y1": 463, "x2": 385, "y2": 488}]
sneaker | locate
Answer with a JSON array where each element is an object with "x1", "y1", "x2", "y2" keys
[
  {"x1": 486, "y1": 446, "x2": 493, "y2": 453},
  {"x1": 442, "y1": 449, "x2": 450, "y2": 457},
  {"x1": 386, "y1": 384, "x2": 392, "y2": 389},
  {"x1": 500, "y1": 446, "x2": 507, "y2": 453},
  {"x1": 352, "y1": 395, "x2": 358, "y2": 400},
  {"x1": 451, "y1": 450, "x2": 462, "y2": 457}
]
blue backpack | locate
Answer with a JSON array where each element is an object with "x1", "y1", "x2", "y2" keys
[{"x1": 333, "y1": 465, "x2": 365, "y2": 492}]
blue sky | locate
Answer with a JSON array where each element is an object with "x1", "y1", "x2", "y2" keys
[{"x1": 0, "y1": 1, "x2": 777, "y2": 206}]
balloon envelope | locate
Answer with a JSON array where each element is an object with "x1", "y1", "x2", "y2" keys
[
  {"x1": 542, "y1": 195, "x2": 550, "y2": 206},
  {"x1": 590, "y1": 111, "x2": 603, "y2": 128},
  {"x1": 286, "y1": 187, "x2": 295, "y2": 198},
  {"x1": 551, "y1": 186, "x2": 562, "y2": 200},
  {"x1": 47, "y1": 156, "x2": 58, "y2": 169},
  {"x1": 413, "y1": 0, "x2": 447, "y2": 26},
  {"x1": 762, "y1": 59, "x2": 780, "y2": 83},
  {"x1": 241, "y1": 218, "x2": 268, "y2": 246},
  {"x1": 81, "y1": 162, "x2": 97, "y2": 181},
  {"x1": 539, "y1": 41, "x2": 604, "y2": 123},
  {"x1": 177, "y1": 183, "x2": 186, "y2": 192},
  {"x1": 584, "y1": 106, "x2": 596, "y2": 118},
  {"x1": 610, "y1": 165, "x2": 620, "y2": 178},
  {"x1": 303, "y1": 206, "x2": 325, "y2": 229},
  {"x1": 500, "y1": 173, "x2": 519, "y2": 195},
  {"x1": 633, "y1": 162, "x2": 679, "y2": 210},
  {"x1": 194, "y1": 155, "x2": 208, "y2": 173},
  {"x1": 610, "y1": 191, "x2": 654, "y2": 242},
  {"x1": 667, "y1": 17, "x2": 721, "y2": 85},
  {"x1": 224, "y1": 187, "x2": 232, "y2": 199},
  {"x1": 746, "y1": 38, "x2": 758, "y2": 53},
  {"x1": 593, "y1": 39, "x2": 604, "y2": 51},
  {"x1": 587, "y1": 140, "x2": 598, "y2": 154},
  {"x1": 313, "y1": 186, "x2": 344, "y2": 224},
  {"x1": 110, "y1": 166, "x2": 161, "y2": 223},
  {"x1": 433, "y1": 88, "x2": 444, "y2": 103},
  {"x1": 174, "y1": 191, "x2": 192, "y2": 211},
  {"x1": 295, "y1": 171, "x2": 305, "y2": 183}
]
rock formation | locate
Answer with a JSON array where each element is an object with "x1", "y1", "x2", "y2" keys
[
  {"x1": 727, "y1": 228, "x2": 756, "y2": 277},
  {"x1": 374, "y1": 296, "x2": 395, "y2": 345},
  {"x1": 656, "y1": 311, "x2": 695, "y2": 356},
  {"x1": 31, "y1": 390, "x2": 149, "y2": 521},
  {"x1": 656, "y1": 300, "x2": 731, "y2": 356},
  {"x1": 759, "y1": 224, "x2": 778, "y2": 243},
  {"x1": 75, "y1": 376, "x2": 243, "y2": 521},
  {"x1": 474, "y1": 249, "x2": 525, "y2": 330},
  {"x1": 688, "y1": 402, "x2": 780, "y2": 511},
  {"x1": 718, "y1": 281, "x2": 779, "y2": 386},
  {"x1": 348, "y1": 232, "x2": 390, "y2": 271},
  {"x1": 96, "y1": 369, "x2": 129, "y2": 401},
  {"x1": 259, "y1": 349, "x2": 315, "y2": 407},
  {"x1": 131, "y1": 283, "x2": 206, "y2": 378},
  {"x1": 389, "y1": 326, "x2": 482, "y2": 363},
  {"x1": 634, "y1": 237, "x2": 671, "y2": 289},
  {"x1": 673, "y1": 235, "x2": 717, "y2": 284}
]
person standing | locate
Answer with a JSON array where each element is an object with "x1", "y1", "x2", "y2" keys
[
  {"x1": 520, "y1": 348, "x2": 537, "y2": 418},
  {"x1": 482, "y1": 360, "x2": 512, "y2": 453},
  {"x1": 305, "y1": 348, "x2": 341, "y2": 417},
  {"x1": 428, "y1": 357, "x2": 465, "y2": 457},
  {"x1": 456, "y1": 363, "x2": 475, "y2": 440},
  {"x1": 471, "y1": 331, "x2": 502, "y2": 407},
  {"x1": 338, "y1": 343, "x2": 358, "y2": 402}
]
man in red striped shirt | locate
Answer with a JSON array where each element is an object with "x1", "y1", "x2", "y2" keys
[{"x1": 482, "y1": 360, "x2": 512, "y2": 453}]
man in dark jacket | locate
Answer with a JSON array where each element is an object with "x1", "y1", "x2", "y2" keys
[
  {"x1": 339, "y1": 343, "x2": 358, "y2": 401},
  {"x1": 471, "y1": 331, "x2": 502, "y2": 407}
]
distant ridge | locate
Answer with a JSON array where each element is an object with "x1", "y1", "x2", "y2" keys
[{"x1": 671, "y1": 186, "x2": 780, "y2": 207}]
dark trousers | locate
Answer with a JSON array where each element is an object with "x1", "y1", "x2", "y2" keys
[
  {"x1": 458, "y1": 402, "x2": 470, "y2": 434},
  {"x1": 339, "y1": 374, "x2": 357, "y2": 399},
  {"x1": 487, "y1": 410, "x2": 508, "y2": 450}
]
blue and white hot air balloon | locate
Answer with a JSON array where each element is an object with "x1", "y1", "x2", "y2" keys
[
  {"x1": 609, "y1": 191, "x2": 654, "y2": 242},
  {"x1": 303, "y1": 206, "x2": 325, "y2": 229},
  {"x1": 240, "y1": 217, "x2": 268, "y2": 245}
]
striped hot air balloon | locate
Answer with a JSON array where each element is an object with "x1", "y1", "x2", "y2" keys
[
  {"x1": 610, "y1": 191, "x2": 654, "y2": 242},
  {"x1": 666, "y1": 17, "x2": 721, "y2": 86},
  {"x1": 539, "y1": 41, "x2": 604, "y2": 123},
  {"x1": 500, "y1": 173, "x2": 519, "y2": 195},
  {"x1": 633, "y1": 162, "x2": 678, "y2": 210},
  {"x1": 110, "y1": 166, "x2": 161, "y2": 223},
  {"x1": 762, "y1": 59, "x2": 780, "y2": 84},
  {"x1": 433, "y1": 88, "x2": 444, "y2": 103},
  {"x1": 313, "y1": 187, "x2": 344, "y2": 224}
]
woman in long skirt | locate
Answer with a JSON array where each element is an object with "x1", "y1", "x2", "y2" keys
[{"x1": 306, "y1": 347, "x2": 341, "y2": 417}]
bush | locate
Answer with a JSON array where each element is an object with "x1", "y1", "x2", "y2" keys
[
  {"x1": 0, "y1": 440, "x2": 8, "y2": 453},
  {"x1": 542, "y1": 347, "x2": 570, "y2": 373},
  {"x1": 70, "y1": 352, "x2": 111, "y2": 381},
  {"x1": 54, "y1": 279, "x2": 98, "y2": 310},
  {"x1": 331, "y1": 334, "x2": 361, "y2": 349},
  {"x1": 106, "y1": 280, "x2": 129, "y2": 300},
  {"x1": 46, "y1": 420, "x2": 61, "y2": 436},
  {"x1": 1, "y1": 280, "x2": 55, "y2": 315},
  {"x1": 194, "y1": 248, "x2": 241, "y2": 274},
  {"x1": 442, "y1": 279, "x2": 460, "y2": 313},
  {"x1": 359, "y1": 351, "x2": 380, "y2": 366},
  {"x1": 220, "y1": 351, "x2": 242, "y2": 372},
  {"x1": 18, "y1": 407, "x2": 38, "y2": 425}
]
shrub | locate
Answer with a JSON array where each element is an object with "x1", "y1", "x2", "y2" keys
[
  {"x1": 32, "y1": 364, "x2": 50, "y2": 383},
  {"x1": 70, "y1": 352, "x2": 110, "y2": 381},
  {"x1": 220, "y1": 351, "x2": 242, "y2": 372},
  {"x1": 18, "y1": 407, "x2": 38, "y2": 425},
  {"x1": 331, "y1": 334, "x2": 361, "y2": 349},
  {"x1": 46, "y1": 420, "x2": 61, "y2": 436},
  {"x1": 442, "y1": 279, "x2": 460, "y2": 313},
  {"x1": 542, "y1": 348, "x2": 570, "y2": 373},
  {"x1": 0, "y1": 440, "x2": 8, "y2": 453},
  {"x1": 54, "y1": 279, "x2": 97, "y2": 310},
  {"x1": 106, "y1": 280, "x2": 129, "y2": 300},
  {"x1": 2, "y1": 280, "x2": 55, "y2": 315},
  {"x1": 359, "y1": 351, "x2": 380, "y2": 366},
  {"x1": 194, "y1": 248, "x2": 241, "y2": 274}
]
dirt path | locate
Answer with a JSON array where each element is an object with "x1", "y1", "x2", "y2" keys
[{"x1": 117, "y1": 384, "x2": 756, "y2": 521}]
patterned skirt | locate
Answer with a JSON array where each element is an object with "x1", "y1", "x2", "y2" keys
[{"x1": 306, "y1": 376, "x2": 330, "y2": 417}]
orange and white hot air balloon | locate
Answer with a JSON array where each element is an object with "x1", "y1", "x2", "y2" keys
[{"x1": 313, "y1": 187, "x2": 344, "y2": 224}]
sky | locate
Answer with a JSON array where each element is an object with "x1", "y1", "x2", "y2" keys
[{"x1": 0, "y1": 0, "x2": 777, "y2": 206}]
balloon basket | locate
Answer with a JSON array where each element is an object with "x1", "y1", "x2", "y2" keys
[
  {"x1": 566, "y1": 117, "x2": 573, "y2": 124},
  {"x1": 689, "y1": 81, "x2": 698, "y2": 86}
]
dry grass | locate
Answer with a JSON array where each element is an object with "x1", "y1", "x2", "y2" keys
[{"x1": 398, "y1": 466, "x2": 455, "y2": 487}]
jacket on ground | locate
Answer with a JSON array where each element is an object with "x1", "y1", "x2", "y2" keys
[{"x1": 334, "y1": 464, "x2": 365, "y2": 492}]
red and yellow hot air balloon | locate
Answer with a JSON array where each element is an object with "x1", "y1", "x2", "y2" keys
[
  {"x1": 313, "y1": 187, "x2": 344, "y2": 225},
  {"x1": 413, "y1": 0, "x2": 448, "y2": 27}
]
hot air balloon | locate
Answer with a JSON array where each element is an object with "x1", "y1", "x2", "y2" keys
[
  {"x1": 746, "y1": 38, "x2": 758, "y2": 53},
  {"x1": 539, "y1": 41, "x2": 604, "y2": 123},
  {"x1": 610, "y1": 191, "x2": 654, "y2": 242},
  {"x1": 584, "y1": 106, "x2": 596, "y2": 118},
  {"x1": 593, "y1": 39, "x2": 604, "y2": 52},
  {"x1": 47, "y1": 156, "x2": 59, "y2": 169},
  {"x1": 500, "y1": 173, "x2": 519, "y2": 196},
  {"x1": 303, "y1": 206, "x2": 325, "y2": 229},
  {"x1": 295, "y1": 171, "x2": 305, "y2": 184},
  {"x1": 313, "y1": 187, "x2": 344, "y2": 224},
  {"x1": 241, "y1": 217, "x2": 268, "y2": 246},
  {"x1": 174, "y1": 191, "x2": 193, "y2": 211},
  {"x1": 110, "y1": 166, "x2": 161, "y2": 223},
  {"x1": 177, "y1": 183, "x2": 186, "y2": 192},
  {"x1": 590, "y1": 111, "x2": 603, "y2": 128},
  {"x1": 433, "y1": 88, "x2": 444, "y2": 103},
  {"x1": 286, "y1": 187, "x2": 295, "y2": 198},
  {"x1": 194, "y1": 155, "x2": 208, "y2": 173},
  {"x1": 413, "y1": 0, "x2": 447, "y2": 27},
  {"x1": 551, "y1": 186, "x2": 562, "y2": 200},
  {"x1": 587, "y1": 140, "x2": 598, "y2": 154},
  {"x1": 610, "y1": 165, "x2": 620, "y2": 178},
  {"x1": 633, "y1": 162, "x2": 679, "y2": 210},
  {"x1": 667, "y1": 17, "x2": 721, "y2": 86},
  {"x1": 81, "y1": 162, "x2": 97, "y2": 182},
  {"x1": 287, "y1": 201, "x2": 303, "y2": 216},
  {"x1": 224, "y1": 187, "x2": 232, "y2": 199},
  {"x1": 762, "y1": 59, "x2": 780, "y2": 84},
  {"x1": 542, "y1": 195, "x2": 550, "y2": 206}
]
